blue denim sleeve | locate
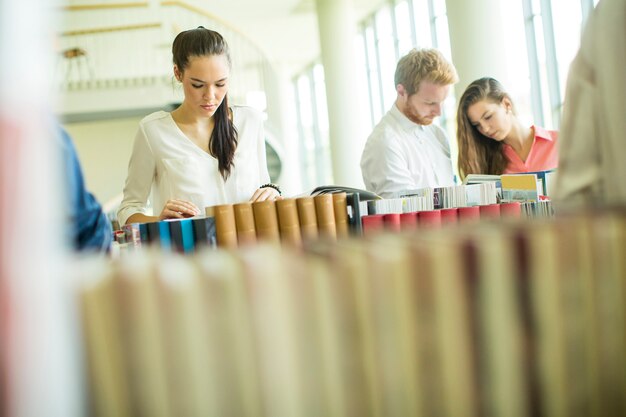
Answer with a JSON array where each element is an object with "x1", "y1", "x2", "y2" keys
[{"x1": 59, "y1": 127, "x2": 112, "y2": 252}]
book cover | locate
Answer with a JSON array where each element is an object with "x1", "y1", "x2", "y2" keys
[{"x1": 501, "y1": 174, "x2": 540, "y2": 203}]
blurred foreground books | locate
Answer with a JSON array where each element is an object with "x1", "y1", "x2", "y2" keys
[{"x1": 79, "y1": 209, "x2": 626, "y2": 417}]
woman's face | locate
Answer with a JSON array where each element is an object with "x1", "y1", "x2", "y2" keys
[
  {"x1": 176, "y1": 54, "x2": 230, "y2": 118},
  {"x1": 466, "y1": 99, "x2": 512, "y2": 141}
]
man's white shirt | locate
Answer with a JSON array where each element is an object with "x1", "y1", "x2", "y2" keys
[{"x1": 360, "y1": 103, "x2": 455, "y2": 198}]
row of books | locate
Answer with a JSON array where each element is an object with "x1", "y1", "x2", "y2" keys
[
  {"x1": 78, "y1": 208, "x2": 626, "y2": 417},
  {"x1": 463, "y1": 169, "x2": 557, "y2": 201},
  {"x1": 118, "y1": 193, "x2": 356, "y2": 252},
  {"x1": 118, "y1": 196, "x2": 555, "y2": 252}
]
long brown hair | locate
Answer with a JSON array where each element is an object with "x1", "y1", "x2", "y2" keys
[
  {"x1": 456, "y1": 77, "x2": 511, "y2": 179},
  {"x1": 172, "y1": 27, "x2": 238, "y2": 180}
]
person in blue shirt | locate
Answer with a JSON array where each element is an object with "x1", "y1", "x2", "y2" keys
[{"x1": 58, "y1": 127, "x2": 112, "y2": 252}]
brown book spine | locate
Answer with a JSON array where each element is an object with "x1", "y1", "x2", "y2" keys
[
  {"x1": 233, "y1": 202, "x2": 257, "y2": 246},
  {"x1": 213, "y1": 204, "x2": 238, "y2": 248},
  {"x1": 296, "y1": 197, "x2": 319, "y2": 241},
  {"x1": 276, "y1": 198, "x2": 302, "y2": 247},
  {"x1": 332, "y1": 192, "x2": 349, "y2": 238},
  {"x1": 314, "y1": 194, "x2": 337, "y2": 240},
  {"x1": 252, "y1": 200, "x2": 280, "y2": 243}
]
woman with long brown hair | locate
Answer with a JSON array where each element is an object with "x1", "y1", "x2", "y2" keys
[
  {"x1": 456, "y1": 77, "x2": 558, "y2": 180},
  {"x1": 118, "y1": 27, "x2": 280, "y2": 226}
]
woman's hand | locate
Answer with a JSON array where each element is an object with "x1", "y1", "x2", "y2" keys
[
  {"x1": 249, "y1": 186, "x2": 282, "y2": 202},
  {"x1": 158, "y1": 199, "x2": 201, "y2": 220}
]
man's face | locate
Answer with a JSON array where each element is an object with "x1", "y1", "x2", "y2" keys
[{"x1": 397, "y1": 80, "x2": 450, "y2": 125}]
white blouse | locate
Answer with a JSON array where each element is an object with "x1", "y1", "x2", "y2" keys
[
  {"x1": 360, "y1": 104, "x2": 455, "y2": 198},
  {"x1": 117, "y1": 105, "x2": 270, "y2": 225}
]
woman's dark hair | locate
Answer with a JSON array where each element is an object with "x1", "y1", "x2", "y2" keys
[
  {"x1": 456, "y1": 77, "x2": 513, "y2": 178},
  {"x1": 172, "y1": 27, "x2": 237, "y2": 180}
]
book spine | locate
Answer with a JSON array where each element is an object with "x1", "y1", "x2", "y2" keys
[
  {"x1": 383, "y1": 213, "x2": 401, "y2": 232},
  {"x1": 479, "y1": 204, "x2": 501, "y2": 220},
  {"x1": 252, "y1": 200, "x2": 281, "y2": 243},
  {"x1": 314, "y1": 194, "x2": 337, "y2": 240},
  {"x1": 234, "y1": 202, "x2": 257, "y2": 246},
  {"x1": 418, "y1": 210, "x2": 442, "y2": 228},
  {"x1": 296, "y1": 197, "x2": 319, "y2": 241},
  {"x1": 214, "y1": 204, "x2": 238, "y2": 248},
  {"x1": 399, "y1": 212, "x2": 418, "y2": 230},
  {"x1": 440, "y1": 208, "x2": 459, "y2": 225},
  {"x1": 346, "y1": 193, "x2": 363, "y2": 236},
  {"x1": 276, "y1": 198, "x2": 303, "y2": 247},
  {"x1": 192, "y1": 217, "x2": 217, "y2": 248},
  {"x1": 332, "y1": 192, "x2": 350, "y2": 238},
  {"x1": 362, "y1": 214, "x2": 385, "y2": 235}
]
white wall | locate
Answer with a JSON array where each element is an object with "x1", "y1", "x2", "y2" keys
[{"x1": 63, "y1": 117, "x2": 141, "y2": 211}]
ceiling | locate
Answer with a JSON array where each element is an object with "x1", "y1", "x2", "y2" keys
[{"x1": 179, "y1": 0, "x2": 386, "y2": 75}]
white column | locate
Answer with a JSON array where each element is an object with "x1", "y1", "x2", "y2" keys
[
  {"x1": 263, "y1": 62, "x2": 302, "y2": 196},
  {"x1": 315, "y1": 0, "x2": 363, "y2": 187},
  {"x1": 445, "y1": 0, "x2": 511, "y2": 95}
]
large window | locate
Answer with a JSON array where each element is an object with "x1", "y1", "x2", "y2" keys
[
  {"x1": 294, "y1": 63, "x2": 332, "y2": 190},
  {"x1": 522, "y1": 0, "x2": 600, "y2": 129}
]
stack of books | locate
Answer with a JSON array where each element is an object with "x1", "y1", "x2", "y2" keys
[{"x1": 78, "y1": 208, "x2": 626, "y2": 417}]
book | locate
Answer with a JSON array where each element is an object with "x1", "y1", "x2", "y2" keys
[
  {"x1": 314, "y1": 194, "x2": 337, "y2": 240},
  {"x1": 196, "y1": 251, "x2": 264, "y2": 416},
  {"x1": 276, "y1": 198, "x2": 302, "y2": 247},
  {"x1": 191, "y1": 216, "x2": 217, "y2": 248},
  {"x1": 79, "y1": 259, "x2": 132, "y2": 417},
  {"x1": 418, "y1": 210, "x2": 442, "y2": 228},
  {"x1": 146, "y1": 221, "x2": 172, "y2": 250},
  {"x1": 115, "y1": 253, "x2": 170, "y2": 417},
  {"x1": 155, "y1": 255, "x2": 215, "y2": 416},
  {"x1": 332, "y1": 192, "x2": 350, "y2": 238},
  {"x1": 252, "y1": 200, "x2": 280, "y2": 243},
  {"x1": 213, "y1": 204, "x2": 238, "y2": 248},
  {"x1": 233, "y1": 202, "x2": 257, "y2": 246},
  {"x1": 167, "y1": 218, "x2": 195, "y2": 253},
  {"x1": 346, "y1": 193, "x2": 363, "y2": 236},
  {"x1": 296, "y1": 196, "x2": 319, "y2": 241},
  {"x1": 501, "y1": 174, "x2": 541, "y2": 203}
]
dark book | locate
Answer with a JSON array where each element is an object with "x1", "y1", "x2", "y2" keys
[
  {"x1": 346, "y1": 192, "x2": 363, "y2": 236},
  {"x1": 146, "y1": 221, "x2": 172, "y2": 250},
  {"x1": 168, "y1": 218, "x2": 195, "y2": 254},
  {"x1": 191, "y1": 216, "x2": 217, "y2": 248}
]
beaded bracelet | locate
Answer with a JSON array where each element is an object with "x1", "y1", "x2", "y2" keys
[{"x1": 260, "y1": 183, "x2": 282, "y2": 196}]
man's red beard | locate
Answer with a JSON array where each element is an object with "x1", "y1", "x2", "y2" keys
[{"x1": 404, "y1": 108, "x2": 434, "y2": 125}]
